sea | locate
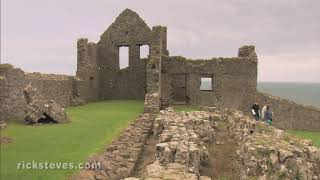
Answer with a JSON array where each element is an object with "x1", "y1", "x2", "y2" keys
[
  {"x1": 200, "y1": 81, "x2": 320, "y2": 108},
  {"x1": 258, "y1": 82, "x2": 320, "y2": 109}
]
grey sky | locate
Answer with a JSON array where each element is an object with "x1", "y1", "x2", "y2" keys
[{"x1": 1, "y1": 0, "x2": 320, "y2": 82}]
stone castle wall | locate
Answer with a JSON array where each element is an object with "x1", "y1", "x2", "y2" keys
[
  {"x1": 96, "y1": 9, "x2": 153, "y2": 101},
  {"x1": 0, "y1": 64, "x2": 27, "y2": 121},
  {"x1": 255, "y1": 92, "x2": 320, "y2": 131},
  {"x1": 76, "y1": 39, "x2": 99, "y2": 102},
  {"x1": 25, "y1": 73, "x2": 76, "y2": 107},
  {"x1": 161, "y1": 46, "x2": 258, "y2": 111},
  {"x1": 0, "y1": 64, "x2": 78, "y2": 122}
]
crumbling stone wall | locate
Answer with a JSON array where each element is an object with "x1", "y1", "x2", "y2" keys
[
  {"x1": 87, "y1": 9, "x2": 155, "y2": 101},
  {"x1": 26, "y1": 73, "x2": 77, "y2": 107},
  {"x1": 0, "y1": 64, "x2": 80, "y2": 122},
  {"x1": 215, "y1": 108, "x2": 320, "y2": 180},
  {"x1": 72, "y1": 113, "x2": 155, "y2": 180},
  {"x1": 0, "y1": 64, "x2": 27, "y2": 121},
  {"x1": 161, "y1": 46, "x2": 257, "y2": 111},
  {"x1": 76, "y1": 9, "x2": 168, "y2": 113},
  {"x1": 255, "y1": 92, "x2": 320, "y2": 131},
  {"x1": 76, "y1": 39, "x2": 99, "y2": 102}
]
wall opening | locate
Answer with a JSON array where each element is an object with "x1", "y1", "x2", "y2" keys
[
  {"x1": 140, "y1": 45, "x2": 149, "y2": 59},
  {"x1": 119, "y1": 46, "x2": 129, "y2": 69},
  {"x1": 90, "y1": 76, "x2": 94, "y2": 88},
  {"x1": 200, "y1": 77, "x2": 213, "y2": 91},
  {"x1": 171, "y1": 74, "x2": 188, "y2": 104},
  {"x1": 37, "y1": 113, "x2": 58, "y2": 124}
]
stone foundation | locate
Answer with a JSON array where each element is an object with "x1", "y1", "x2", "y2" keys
[
  {"x1": 206, "y1": 107, "x2": 320, "y2": 180},
  {"x1": 72, "y1": 113, "x2": 155, "y2": 180}
]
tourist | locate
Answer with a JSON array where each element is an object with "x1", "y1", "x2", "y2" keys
[
  {"x1": 261, "y1": 103, "x2": 268, "y2": 119},
  {"x1": 264, "y1": 105, "x2": 273, "y2": 125},
  {"x1": 251, "y1": 102, "x2": 260, "y2": 120}
]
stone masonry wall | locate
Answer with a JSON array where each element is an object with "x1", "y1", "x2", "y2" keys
[
  {"x1": 26, "y1": 73, "x2": 76, "y2": 107},
  {"x1": 96, "y1": 9, "x2": 153, "y2": 101},
  {"x1": 215, "y1": 108, "x2": 320, "y2": 180},
  {"x1": 0, "y1": 64, "x2": 79, "y2": 122},
  {"x1": 76, "y1": 38, "x2": 99, "y2": 102},
  {"x1": 255, "y1": 92, "x2": 320, "y2": 131},
  {"x1": 0, "y1": 64, "x2": 27, "y2": 121},
  {"x1": 161, "y1": 46, "x2": 257, "y2": 111},
  {"x1": 72, "y1": 113, "x2": 155, "y2": 180}
]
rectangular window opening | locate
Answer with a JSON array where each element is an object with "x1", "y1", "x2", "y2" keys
[
  {"x1": 90, "y1": 76, "x2": 94, "y2": 88},
  {"x1": 140, "y1": 45, "x2": 149, "y2": 59},
  {"x1": 200, "y1": 77, "x2": 213, "y2": 91},
  {"x1": 119, "y1": 46, "x2": 129, "y2": 69}
]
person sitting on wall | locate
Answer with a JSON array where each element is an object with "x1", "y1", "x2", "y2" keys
[
  {"x1": 251, "y1": 102, "x2": 260, "y2": 120},
  {"x1": 264, "y1": 105, "x2": 273, "y2": 125}
]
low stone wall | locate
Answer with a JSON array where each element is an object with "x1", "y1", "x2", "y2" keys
[
  {"x1": 255, "y1": 92, "x2": 320, "y2": 131},
  {"x1": 72, "y1": 113, "x2": 155, "y2": 180}
]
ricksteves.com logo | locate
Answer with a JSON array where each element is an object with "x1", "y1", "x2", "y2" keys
[{"x1": 16, "y1": 161, "x2": 101, "y2": 170}]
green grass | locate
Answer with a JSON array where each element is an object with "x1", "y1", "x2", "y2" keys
[
  {"x1": 288, "y1": 130, "x2": 320, "y2": 147},
  {"x1": 174, "y1": 105, "x2": 199, "y2": 112},
  {"x1": 0, "y1": 100, "x2": 144, "y2": 180}
]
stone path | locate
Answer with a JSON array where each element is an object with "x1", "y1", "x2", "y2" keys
[
  {"x1": 131, "y1": 134, "x2": 157, "y2": 177},
  {"x1": 200, "y1": 121, "x2": 240, "y2": 180}
]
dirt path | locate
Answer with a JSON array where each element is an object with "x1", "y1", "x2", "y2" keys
[
  {"x1": 131, "y1": 134, "x2": 157, "y2": 177},
  {"x1": 200, "y1": 122, "x2": 241, "y2": 180}
]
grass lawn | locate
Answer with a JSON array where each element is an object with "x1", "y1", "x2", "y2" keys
[
  {"x1": 288, "y1": 130, "x2": 320, "y2": 147},
  {"x1": 0, "y1": 100, "x2": 144, "y2": 180}
]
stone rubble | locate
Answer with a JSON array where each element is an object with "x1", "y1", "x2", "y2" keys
[
  {"x1": 214, "y1": 108, "x2": 320, "y2": 180},
  {"x1": 126, "y1": 107, "x2": 215, "y2": 179},
  {"x1": 74, "y1": 106, "x2": 320, "y2": 180},
  {"x1": 72, "y1": 113, "x2": 155, "y2": 180},
  {"x1": 0, "y1": 120, "x2": 6, "y2": 129},
  {"x1": 23, "y1": 85, "x2": 68, "y2": 123}
]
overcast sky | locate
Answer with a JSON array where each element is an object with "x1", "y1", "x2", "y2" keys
[{"x1": 1, "y1": 0, "x2": 320, "y2": 82}]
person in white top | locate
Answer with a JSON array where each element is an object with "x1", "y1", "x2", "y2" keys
[{"x1": 261, "y1": 104, "x2": 268, "y2": 119}]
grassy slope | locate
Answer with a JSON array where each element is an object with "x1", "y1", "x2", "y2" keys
[
  {"x1": 288, "y1": 130, "x2": 320, "y2": 147},
  {"x1": 0, "y1": 100, "x2": 143, "y2": 180}
]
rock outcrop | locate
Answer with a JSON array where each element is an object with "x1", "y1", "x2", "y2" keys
[
  {"x1": 213, "y1": 108, "x2": 320, "y2": 180},
  {"x1": 23, "y1": 85, "x2": 68, "y2": 123}
]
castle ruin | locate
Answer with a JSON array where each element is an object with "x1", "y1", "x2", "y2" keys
[
  {"x1": 0, "y1": 8, "x2": 319, "y2": 130},
  {"x1": 76, "y1": 9, "x2": 258, "y2": 113}
]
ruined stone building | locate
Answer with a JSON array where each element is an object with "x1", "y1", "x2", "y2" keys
[
  {"x1": 76, "y1": 9, "x2": 258, "y2": 112},
  {"x1": 0, "y1": 9, "x2": 319, "y2": 131}
]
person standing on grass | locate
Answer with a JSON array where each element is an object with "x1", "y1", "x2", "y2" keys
[{"x1": 251, "y1": 101, "x2": 260, "y2": 121}]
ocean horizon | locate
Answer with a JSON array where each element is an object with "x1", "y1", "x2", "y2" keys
[
  {"x1": 199, "y1": 81, "x2": 320, "y2": 108},
  {"x1": 257, "y1": 82, "x2": 320, "y2": 108}
]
